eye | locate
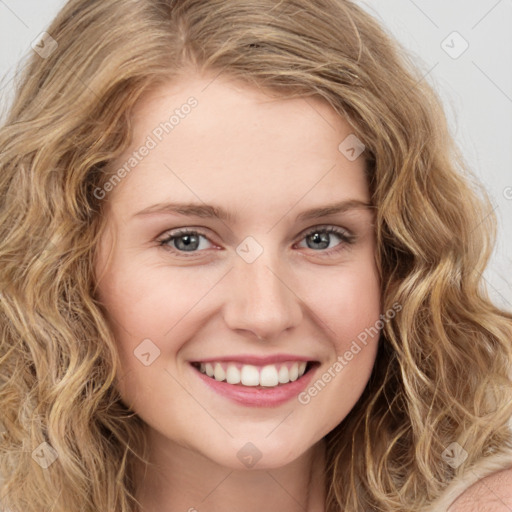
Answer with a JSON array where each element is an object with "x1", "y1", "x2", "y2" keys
[
  {"x1": 295, "y1": 226, "x2": 356, "y2": 255},
  {"x1": 158, "y1": 229, "x2": 214, "y2": 255},
  {"x1": 157, "y1": 225, "x2": 356, "y2": 257}
]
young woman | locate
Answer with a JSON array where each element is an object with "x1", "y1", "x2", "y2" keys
[{"x1": 1, "y1": 1, "x2": 511, "y2": 511}]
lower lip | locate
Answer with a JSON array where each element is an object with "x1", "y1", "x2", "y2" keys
[{"x1": 191, "y1": 363, "x2": 318, "y2": 407}]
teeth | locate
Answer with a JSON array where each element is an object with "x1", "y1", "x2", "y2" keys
[
  {"x1": 241, "y1": 365, "x2": 260, "y2": 386},
  {"x1": 278, "y1": 365, "x2": 289, "y2": 384},
  {"x1": 289, "y1": 362, "x2": 299, "y2": 382},
  {"x1": 226, "y1": 364, "x2": 241, "y2": 384},
  {"x1": 205, "y1": 363, "x2": 214, "y2": 377},
  {"x1": 196, "y1": 361, "x2": 310, "y2": 388},
  {"x1": 260, "y1": 365, "x2": 279, "y2": 387},
  {"x1": 213, "y1": 363, "x2": 225, "y2": 381}
]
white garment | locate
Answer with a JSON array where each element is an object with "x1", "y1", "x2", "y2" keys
[{"x1": 425, "y1": 445, "x2": 512, "y2": 511}]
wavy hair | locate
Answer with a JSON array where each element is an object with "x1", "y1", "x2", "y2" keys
[{"x1": 1, "y1": 0, "x2": 512, "y2": 510}]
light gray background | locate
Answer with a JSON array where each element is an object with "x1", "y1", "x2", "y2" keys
[{"x1": 1, "y1": 0, "x2": 511, "y2": 308}]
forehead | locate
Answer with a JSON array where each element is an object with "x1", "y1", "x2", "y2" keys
[{"x1": 104, "y1": 73, "x2": 370, "y2": 219}]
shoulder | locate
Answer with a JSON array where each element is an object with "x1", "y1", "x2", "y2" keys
[{"x1": 447, "y1": 467, "x2": 512, "y2": 512}]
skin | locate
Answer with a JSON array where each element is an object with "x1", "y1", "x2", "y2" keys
[
  {"x1": 94, "y1": 71, "x2": 382, "y2": 512},
  {"x1": 448, "y1": 468, "x2": 512, "y2": 511}
]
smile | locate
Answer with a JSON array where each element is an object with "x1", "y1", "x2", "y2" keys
[
  {"x1": 189, "y1": 356, "x2": 320, "y2": 407},
  {"x1": 192, "y1": 360, "x2": 310, "y2": 387}
]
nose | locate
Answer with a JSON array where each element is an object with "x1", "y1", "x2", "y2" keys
[{"x1": 222, "y1": 250, "x2": 303, "y2": 341}]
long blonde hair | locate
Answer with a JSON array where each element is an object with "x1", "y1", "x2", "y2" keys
[{"x1": 1, "y1": 1, "x2": 511, "y2": 511}]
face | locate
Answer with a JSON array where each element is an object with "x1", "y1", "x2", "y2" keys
[{"x1": 94, "y1": 72, "x2": 381, "y2": 470}]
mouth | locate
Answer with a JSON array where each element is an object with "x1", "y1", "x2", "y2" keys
[{"x1": 190, "y1": 360, "x2": 318, "y2": 388}]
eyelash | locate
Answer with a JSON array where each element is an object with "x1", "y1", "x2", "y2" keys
[{"x1": 157, "y1": 225, "x2": 356, "y2": 258}]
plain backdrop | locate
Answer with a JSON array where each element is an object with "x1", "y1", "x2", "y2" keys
[{"x1": 1, "y1": 0, "x2": 511, "y2": 309}]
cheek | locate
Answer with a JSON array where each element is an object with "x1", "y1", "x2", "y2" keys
[
  {"x1": 294, "y1": 255, "x2": 381, "y2": 430},
  {"x1": 96, "y1": 255, "x2": 210, "y2": 341},
  {"x1": 95, "y1": 258, "x2": 225, "y2": 398},
  {"x1": 306, "y1": 255, "x2": 381, "y2": 351}
]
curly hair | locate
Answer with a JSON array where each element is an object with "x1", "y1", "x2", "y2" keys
[{"x1": 1, "y1": 0, "x2": 511, "y2": 511}]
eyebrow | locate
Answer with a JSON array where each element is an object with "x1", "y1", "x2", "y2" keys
[{"x1": 132, "y1": 199, "x2": 373, "y2": 223}]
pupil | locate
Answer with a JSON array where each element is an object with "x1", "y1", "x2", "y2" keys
[
  {"x1": 309, "y1": 232, "x2": 329, "y2": 250},
  {"x1": 176, "y1": 234, "x2": 199, "y2": 251}
]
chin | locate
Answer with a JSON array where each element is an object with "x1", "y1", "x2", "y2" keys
[{"x1": 204, "y1": 436, "x2": 312, "y2": 471}]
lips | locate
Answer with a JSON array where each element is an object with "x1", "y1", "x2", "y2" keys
[
  {"x1": 189, "y1": 356, "x2": 320, "y2": 407},
  {"x1": 191, "y1": 354, "x2": 311, "y2": 365},
  {"x1": 189, "y1": 353, "x2": 319, "y2": 388}
]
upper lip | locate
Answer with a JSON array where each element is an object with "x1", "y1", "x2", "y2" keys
[{"x1": 189, "y1": 354, "x2": 317, "y2": 365}]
